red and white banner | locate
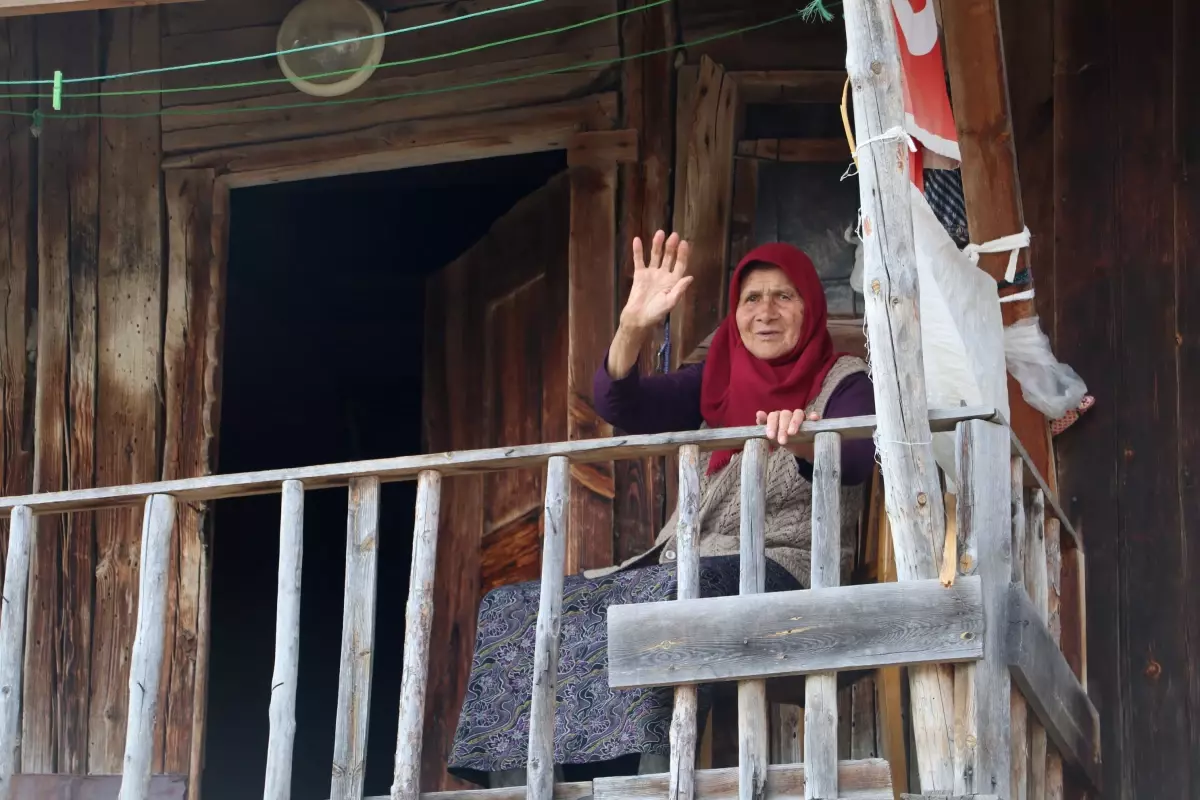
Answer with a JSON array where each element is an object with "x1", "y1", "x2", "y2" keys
[{"x1": 891, "y1": 0, "x2": 960, "y2": 162}]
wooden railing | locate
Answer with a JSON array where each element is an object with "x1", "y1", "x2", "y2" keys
[{"x1": 0, "y1": 406, "x2": 1095, "y2": 800}]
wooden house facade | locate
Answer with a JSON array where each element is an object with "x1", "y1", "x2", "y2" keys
[{"x1": 0, "y1": 0, "x2": 1193, "y2": 798}]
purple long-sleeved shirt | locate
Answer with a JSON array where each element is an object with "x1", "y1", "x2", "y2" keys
[{"x1": 594, "y1": 358, "x2": 876, "y2": 485}]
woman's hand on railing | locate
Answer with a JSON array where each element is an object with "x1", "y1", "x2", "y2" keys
[
  {"x1": 756, "y1": 408, "x2": 821, "y2": 461},
  {"x1": 608, "y1": 231, "x2": 693, "y2": 379}
]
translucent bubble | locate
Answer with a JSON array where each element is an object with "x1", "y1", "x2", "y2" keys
[{"x1": 277, "y1": 0, "x2": 385, "y2": 97}]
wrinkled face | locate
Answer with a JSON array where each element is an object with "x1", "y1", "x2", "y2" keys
[{"x1": 734, "y1": 265, "x2": 806, "y2": 361}]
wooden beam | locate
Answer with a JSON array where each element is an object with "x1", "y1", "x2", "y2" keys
[
  {"x1": 1006, "y1": 586, "x2": 1101, "y2": 788},
  {"x1": 567, "y1": 129, "x2": 639, "y2": 167},
  {"x1": 727, "y1": 70, "x2": 846, "y2": 104},
  {"x1": 843, "y1": 0, "x2": 954, "y2": 790},
  {"x1": 736, "y1": 139, "x2": 849, "y2": 163},
  {"x1": 591, "y1": 760, "x2": 893, "y2": 800},
  {"x1": 608, "y1": 578, "x2": 984, "y2": 689},
  {"x1": 0, "y1": 409, "x2": 998, "y2": 516},
  {"x1": 0, "y1": 0, "x2": 196, "y2": 17}
]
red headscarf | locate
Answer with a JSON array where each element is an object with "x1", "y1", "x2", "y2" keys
[{"x1": 700, "y1": 243, "x2": 841, "y2": 474}]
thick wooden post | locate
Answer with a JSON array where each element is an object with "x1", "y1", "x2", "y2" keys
[
  {"x1": 738, "y1": 440, "x2": 769, "y2": 800},
  {"x1": 264, "y1": 481, "x2": 305, "y2": 800},
  {"x1": 392, "y1": 471, "x2": 443, "y2": 800},
  {"x1": 1044, "y1": 518, "x2": 1064, "y2": 800},
  {"x1": 804, "y1": 433, "x2": 840, "y2": 799},
  {"x1": 1010, "y1": 460, "x2": 1029, "y2": 800},
  {"x1": 1024, "y1": 491, "x2": 1048, "y2": 800},
  {"x1": 331, "y1": 477, "x2": 381, "y2": 800},
  {"x1": 119, "y1": 495, "x2": 177, "y2": 800},
  {"x1": 842, "y1": 0, "x2": 954, "y2": 789},
  {"x1": 669, "y1": 446, "x2": 701, "y2": 800},
  {"x1": 528, "y1": 457, "x2": 569, "y2": 800},
  {"x1": 0, "y1": 507, "x2": 33, "y2": 800}
]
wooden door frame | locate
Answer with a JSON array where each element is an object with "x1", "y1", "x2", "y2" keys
[{"x1": 161, "y1": 95, "x2": 624, "y2": 796}]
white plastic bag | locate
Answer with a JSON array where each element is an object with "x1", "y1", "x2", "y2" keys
[
  {"x1": 1003, "y1": 316, "x2": 1087, "y2": 418},
  {"x1": 847, "y1": 225, "x2": 865, "y2": 294}
]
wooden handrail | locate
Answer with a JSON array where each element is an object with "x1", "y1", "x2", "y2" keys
[{"x1": 0, "y1": 408, "x2": 996, "y2": 516}]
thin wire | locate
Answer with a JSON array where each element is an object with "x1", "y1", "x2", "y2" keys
[
  {"x1": 0, "y1": 0, "x2": 545, "y2": 88},
  {"x1": 60, "y1": 0, "x2": 668, "y2": 100},
  {"x1": 27, "y1": 10, "x2": 804, "y2": 121}
]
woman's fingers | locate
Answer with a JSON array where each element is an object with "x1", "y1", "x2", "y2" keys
[
  {"x1": 632, "y1": 236, "x2": 645, "y2": 270},
  {"x1": 808, "y1": 411, "x2": 821, "y2": 422},
  {"x1": 763, "y1": 410, "x2": 780, "y2": 439},
  {"x1": 756, "y1": 410, "x2": 769, "y2": 425},
  {"x1": 757, "y1": 409, "x2": 814, "y2": 445},
  {"x1": 649, "y1": 230, "x2": 666, "y2": 269},
  {"x1": 661, "y1": 232, "x2": 680, "y2": 271},
  {"x1": 787, "y1": 409, "x2": 804, "y2": 437},
  {"x1": 665, "y1": 275, "x2": 694, "y2": 307},
  {"x1": 672, "y1": 239, "x2": 690, "y2": 276}
]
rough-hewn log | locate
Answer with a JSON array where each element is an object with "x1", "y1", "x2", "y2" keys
[
  {"x1": 842, "y1": 0, "x2": 953, "y2": 788},
  {"x1": 264, "y1": 481, "x2": 303, "y2": 800},
  {"x1": 953, "y1": 420, "x2": 1012, "y2": 798},
  {"x1": 392, "y1": 471, "x2": 442, "y2": 800},
  {"x1": 669, "y1": 446, "x2": 701, "y2": 800},
  {"x1": 331, "y1": 478, "x2": 381, "y2": 800},
  {"x1": 1006, "y1": 587, "x2": 1100, "y2": 787},
  {"x1": 738, "y1": 439, "x2": 769, "y2": 800},
  {"x1": 608, "y1": 578, "x2": 983, "y2": 688},
  {"x1": 527, "y1": 457, "x2": 569, "y2": 800},
  {"x1": 0, "y1": 507, "x2": 33, "y2": 800},
  {"x1": 118, "y1": 495, "x2": 176, "y2": 800},
  {"x1": 0, "y1": 409, "x2": 997, "y2": 516},
  {"x1": 805, "y1": 433, "x2": 840, "y2": 800}
]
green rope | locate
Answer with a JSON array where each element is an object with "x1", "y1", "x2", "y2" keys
[
  {"x1": 0, "y1": 0, "x2": 545, "y2": 88},
  {"x1": 799, "y1": 0, "x2": 836, "y2": 23}
]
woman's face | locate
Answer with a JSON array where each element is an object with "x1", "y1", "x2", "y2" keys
[{"x1": 735, "y1": 265, "x2": 806, "y2": 361}]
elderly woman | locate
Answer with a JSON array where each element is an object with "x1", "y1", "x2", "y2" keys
[{"x1": 448, "y1": 234, "x2": 875, "y2": 786}]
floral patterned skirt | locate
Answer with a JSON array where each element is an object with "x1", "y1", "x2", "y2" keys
[{"x1": 447, "y1": 555, "x2": 801, "y2": 785}]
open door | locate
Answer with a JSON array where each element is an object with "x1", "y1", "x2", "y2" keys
[{"x1": 419, "y1": 170, "x2": 571, "y2": 790}]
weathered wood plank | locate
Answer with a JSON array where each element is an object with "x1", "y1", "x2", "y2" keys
[
  {"x1": 1009, "y1": 459, "x2": 1028, "y2": 800},
  {"x1": 118, "y1": 495, "x2": 176, "y2": 800},
  {"x1": 736, "y1": 139, "x2": 848, "y2": 164},
  {"x1": 671, "y1": 54, "x2": 738, "y2": 369},
  {"x1": 0, "y1": 409, "x2": 997, "y2": 516},
  {"x1": 738, "y1": 439, "x2": 769, "y2": 800},
  {"x1": 566, "y1": 164, "x2": 617, "y2": 572},
  {"x1": 769, "y1": 705, "x2": 801, "y2": 766},
  {"x1": 392, "y1": 471, "x2": 442, "y2": 800},
  {"x1": 263, "y1": 481, "x2": 303, "y2": 800},
  {"x1": 608, "y1": 578, "x2": 983, "y2": 688},
  {"x1": 568, "y1": 130, "x2": 638, "y2": 166},
  {"x1": 331, "y1": 478, "x2": 381, "y2": 800},
  {"x1": 953, "y1": 420, "x2": 1012, "y2": 798},
  {"x1": 1025, "y1": 492, "x2": 1048, "y2": 800},
  {"x1": 0, "y1": 507, "x2": 32, "y2": 800},
  {"x1": 842, "y1": 0, "x2": 954, "y2": 789},
  {"x1": 528, "y1": 457, "x2": 569, "y2": 800},
  {"x1": 91, "y1": 7, "x2": 165, "y2": 774},
  {"x1": 27, "y1": 13, "x2": 99, "y2": 775},
  {"x1": 848, "y1": 677, "x2": 876, "y2": 760},
  {"x1": 727, "y1": 70, "x2": 845, "y2": 104},
  {"x1": 1006, "y1": 587, "x2": 1100, "y2": 787},
  {"x1": 670, "y1": 446, "x2": 701, "y2": 800},
  {"x1": 1044, "y1": 518, "x2": 1064, "y2": 800},
  {"x1": 805, "y1": 432, "x2": 840, "y2": 799},
  {"x1": 12, "y1": 774, "x2": 186, "y2": 800},
  {"x1": 592, "y1": 760, "x2": 893, "y2": 800}
]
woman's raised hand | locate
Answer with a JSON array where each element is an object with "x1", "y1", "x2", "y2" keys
[
  {"x1": 619, "y1": 231, "x2": 693, "y2": 332},
  {"x1": 756, "y1": 409, "x2": 822, "y2": 451}
]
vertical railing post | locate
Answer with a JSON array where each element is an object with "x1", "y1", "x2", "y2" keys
[
  {"x1": 1025, "y1": 490, "x2": 1048, "y2": 799},
  {"x1": 952, "y1": 420, "x2": 1012, "y2": 798},
  {"x1": 0, "y1": 507, "x2": 34, "y2": 800},
  {"x1": 668, "y1": 446, "x2": 701, "y2": 800},
  {"x1": 331, "y1": 477, "x2": 381, "y2": 800},
  {"x1": 1045, "y1": 516, "x2": 1065, "y2": 800},
  {"x1": 264, "y1": 480, "x2": 305, "y2": 800},
  {"x1": 119, "y1": 494, "x2": 177, "y2": 800},
  {"x1": 738, "y1": 439, "x2": 769, "y2": 800},
  {"x1": 391, "y1": 471, "x2": 443, "y2": 800},
  {"x1": 1010, "y1": 459, "x2": 1028, "y2": 800},
  {"x1": 528, "y1": 456, "x2": 569, "y2": 800},
  {"x1": 804, "y1": 432, "x2": 841, "y2": 799}
]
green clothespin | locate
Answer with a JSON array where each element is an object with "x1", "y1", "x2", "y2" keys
[
  {"x1": 52, "y1": 70, "x2": 63, "y2": 111},
  {"x1": 30, "y1": 108, "x2": 42, "y2": 139}
]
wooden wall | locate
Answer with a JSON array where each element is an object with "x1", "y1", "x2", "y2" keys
[{"x1": 1003, "y1": 0, "x2": 1200, "y2": 796}]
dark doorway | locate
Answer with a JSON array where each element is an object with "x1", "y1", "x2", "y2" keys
[{"x1": 204, "y1": 150, "x2": 567, "y2": 800}]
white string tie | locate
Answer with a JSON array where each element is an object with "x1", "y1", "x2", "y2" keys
[
  {"x1": 854, "y1": 125, "x2": 918, "y2": 156},
  {"x1": 999, "y1": 288, "x2": 1036, "y2": 304},
  {"x1": 963, "y1": 226, "x2": 1031, "y2": 283}
]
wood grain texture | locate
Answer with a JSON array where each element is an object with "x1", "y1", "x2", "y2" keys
[
  {"x1": 1044, "y1": 518, "x2": 1063, "y2": 800},
  {"x1": 0, "y1": 507, "x2": 32, "y2": 800},
  {"x1": 528, "y1": 457, "x2": 569, "y2": 800},
  {"x1": 567, "y1": 164, "x2": 617, "y2": 572},
  {"x1": 953, "y1": 420, "x2": 1012, "y2": 798},
  {"x1": 90, "y1": 7, "x2": 165, "y2": 774},
  {"x1": 805, "y1": 433, "x2": 840, "y2": 799},
  {"x1": 671, "y1": 55, "x2": 738, "y2": 369},
  {"x1": 11, "y1": 775, "x2": 186, "y2": 800},
  {"x1": 392, "y1": 471, "x2": 442, "y2": 800},
  {"x1": 1009, "y1": 459, "x2": 1028, "y2": 800},
  {"x1": 592, "y1": 760, "x2": 893, "y2": 800},
  {"x1": 263, "y1": 482, "x2": 303, "y2": 800},
  {"x1": 118, "y1": 495, "x2": 176, "y2": 800},
  {"x1": 608, "y1": 578, "x2": 983, "y2": 688},
  {"x1": 27, "y1": 13, "x2": 100, "y2": 775},
  {"x1": 0, "y1": 410, "x2": 998, "y2": 516},
  {"x1": 1025, "y1": 492, "x2": 1048, "y2": 800},
  {"x1": 1006, "y1": 587, "x2": 1100, "y2": 788},
  {"x1": 842, "y1": 0, "x2": 953, "y2": 789},
  {"x1": 735, "y1": 140, "x2": 848, "y2": 164},
  {"x1": 669, "y1": 446, "x2": 701, "y2": 800},
  {"x1": 739, "y1": 439, "x2": 769, "y2": 800},
  {"x1": 331, "y1": 477, "x2": 381, "y2": 800}
]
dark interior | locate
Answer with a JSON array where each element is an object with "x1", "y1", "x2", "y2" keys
[{"x1": 204, "y1": 149, "x2": 567, "y2": 800}]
